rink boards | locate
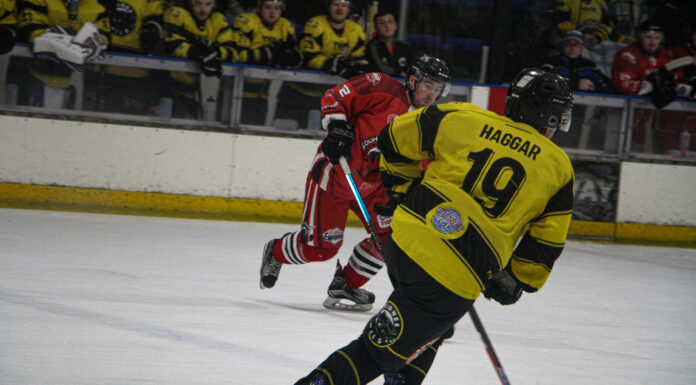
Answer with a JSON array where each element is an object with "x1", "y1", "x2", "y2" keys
[{"x1": 0, "y1": 114, "x2": 694, "y2": 246}]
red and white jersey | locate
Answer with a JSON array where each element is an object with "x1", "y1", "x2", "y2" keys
[
  {"x1": 315, "y1": 72, "x2": 410, "y2": 199},
  {"x1": 612, "y1": 42, "x2": 672, "y2": 95}
]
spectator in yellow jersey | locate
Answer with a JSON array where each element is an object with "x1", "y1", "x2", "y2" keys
[
  {"x1": 17, "y1": 0, "x2": 111, "y2": 108},
  {"x1": 85, "y1": 0, "x2": 165, "y2": 115},
  {"x1": 0, "y1": 0, "x2": 17, "y2": 55},
  {"x1": 232, "y1": 0, "x2": 302, "y2": 68},
  {"x1": 299, "y1": 0, "x2": 368, "y2": 78},
  {"x1": 295, "y1": 68, "x2": 575, "y2": 385},
  {"x1": 163, "y1": 0, "x2": 236, "y2": 118}
]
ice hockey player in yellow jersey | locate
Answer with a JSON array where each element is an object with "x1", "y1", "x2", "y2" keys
[
  {"x1": 299, "y1": 0, "x2": 367, "y2": 78},
  {"x1": 162, "y1": 0, "x2": 235, "y2": 117},
  {"x1": 295, "y1": 68, "x2": 575, "y2": 385},
  {"x1": 379, "y1": 77, "x2": 574, "y2": 301},
  {"x1": 231, "y1": 0, "x2": 301, "y2": 68}
]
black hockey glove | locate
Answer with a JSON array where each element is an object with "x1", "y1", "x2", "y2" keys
[
  {"x1": 326, "y1": 55, "x2": 349, "y2": 76},
  {"x1": 0, "y1": 26, "x2": 15, "y2": 55},
  {"x1": 187, "y1": 41, "x2": 211, "y2": 59},
  {"x1": 327, "y1": 55, "x2": 369, "y2": 78},
  {"x1": 374, "y1": 190, "x2": 405, "y2": 217},
  {"x1": 139, "y1": 21, "x2": 162, "y2": 54},
  {"x1": 321, "y1": 120, "x2": 355, "y2": 164},
  {"x1": 257, "y1": 45, "x2": 274, "y2": 66},
  {"x1": 190, "y1": 42, "x2": 222, "y2": 77},
  {"x1": 200, "y1": 49, "x2": 222, "y2": 77},
  {"x1": 343, "y1": 58, "x2": 369, "y2": 78},
  {"x1": 646, "y1": 67, "x2": 677, "y2": 109},
  {"x1": 272, "y1": 43, "x2": 303, "y2": 69},
  {"x1": 483, "y1": 266, "x2": 523, "y2": 305}
]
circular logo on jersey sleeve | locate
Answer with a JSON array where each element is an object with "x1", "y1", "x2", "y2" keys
[
  {"x1": 111, "y1": 2, "x2": 137, "y2": 36},
  {"x1": 428, "y1": 207, "x2": 467, "y2": 238}
]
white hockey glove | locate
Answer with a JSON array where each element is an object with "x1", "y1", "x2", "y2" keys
[
  {"x1": 33, "y1": 22, "x2": 106, "y2": 72},
  {"x1": 72, "y1": 22, "x2": 107, "y2": 59},
  {"x1": 34, "y1": 28, "x2": 91, "y2": 72}
]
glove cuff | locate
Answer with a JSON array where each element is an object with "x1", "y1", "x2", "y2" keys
[{"x1": 327, "y1": 119, "x2": 353, "y2": 132}]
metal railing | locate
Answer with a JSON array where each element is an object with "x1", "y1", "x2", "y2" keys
[{"x1": 1, "y1": 44, "x2": 695, "y2": 164}]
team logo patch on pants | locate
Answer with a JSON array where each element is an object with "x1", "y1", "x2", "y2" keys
[
  {"x1": 368, "y1": 301, "x2": 402, "y2": 346},
  {"x1": 322, "y1": 227, "x2": 343, "y2": 245}
]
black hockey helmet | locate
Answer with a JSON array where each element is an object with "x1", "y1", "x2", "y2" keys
[
  {"x1": 505, "y1": 68, "x2": 573, "y2": 139},
  {"x1": 638, "y1": 20, "x2": 663, "y2": 35},
  {"x1": 407, "y1": 54, "x2": 451, "y2": 99}
]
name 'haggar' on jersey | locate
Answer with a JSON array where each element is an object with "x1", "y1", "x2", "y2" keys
[{"x1": 479, "y1": 124, "x2": 541, "y2": 160}]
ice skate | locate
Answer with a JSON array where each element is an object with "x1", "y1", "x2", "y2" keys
[
  {"x1": 322, "y1": 261, "x2": 375, "y2": 312},
  {"x1": 260, "y1": 239, "x2": 282, "y2": 289}
]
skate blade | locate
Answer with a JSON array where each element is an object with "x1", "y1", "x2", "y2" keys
[{"x1": 322, "y1": 296, "x2": 373, "y2": 312}]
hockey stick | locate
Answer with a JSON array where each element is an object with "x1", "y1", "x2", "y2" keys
[
  {"x1": 664, "y1": 55, "x2": 696, "y2": 72},
  {"x1": 338, "y1": 156, "x2": 384, "y2": 251},
  {"x1": 469, "y1": 305, "x2": 511, "y2": 385}
]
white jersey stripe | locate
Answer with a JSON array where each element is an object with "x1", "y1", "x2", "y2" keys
[
  {"x1": 319, "y1": 161, "x2": 332, "y2": 191},
  {"x1": 306, "y1": 180, "x2": 320, "y2": 247},
  {"x1": 348, "y1": 258, "x2": 379, "y2": 278},
  {"x1": 355, "y1": 243, "x2": 384, "y2": 265},
  {"x1": 282, "y1": 232, "x2": 305, "y2": 265}
]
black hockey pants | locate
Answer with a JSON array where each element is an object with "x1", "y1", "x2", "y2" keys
[{"x1": 302, "y1": 235, "x2": 473, "y2": 385}]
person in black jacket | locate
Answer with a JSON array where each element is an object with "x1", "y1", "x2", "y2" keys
[
  {"x1": 365, "y1": 9, "x2": 417, "y2": 78},
  {"x1": 542, "y1": 29, "x2": 612, "y2": 93}
]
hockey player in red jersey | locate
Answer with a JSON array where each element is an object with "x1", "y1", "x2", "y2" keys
[{"x1": 260, "y1": 54, "x2": 451, "y2": 311}]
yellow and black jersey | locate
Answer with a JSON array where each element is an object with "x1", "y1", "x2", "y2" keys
[
  {"x1": 106, "y1": 0, "x2": 163, "y2": 77},
  {"x1": 18, "y1": 0, "x2": 111, "y2": 88},
  {"x1": 1, "y1": 0, "x2": 17, "y2": 31},
  {"x1": 555, "y1": 0, "x2": 612, "y2": 42},
  {"x1": 162, "y1": 6, "x2": 235, "y2": 86},
  {"x1": 18, "y1": 0, "x2": 111, "y2": 43},
  {"x1": 110, "y1": 0, "x2": 163, "y2": 52},
  {"x1": 162, "y1": 6, "x2": 234, "y2": 61},
  {"x1": 299, "y1": 14, "x2": 366, "y2": 70},
  {"x1": 379, "y1": 102, "x2": 574, "y2": 300},
  {"x1": 231, "y1": 11, "x2": 296, "y2": 64}
]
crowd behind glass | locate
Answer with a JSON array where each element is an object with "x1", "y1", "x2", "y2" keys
[{"x1": 0, "y1": 0, "x2": 694, "y2": 156}]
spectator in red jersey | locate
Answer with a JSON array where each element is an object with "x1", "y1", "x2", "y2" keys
[
  {"x1": 612, "y1": 20, "x2": 676, "y2": 109},
  {"x1": 259, "y1": 54, "x2": 451, "y2": 312}
]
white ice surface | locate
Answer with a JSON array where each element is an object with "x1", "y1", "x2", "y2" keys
[{"x1": 1, "y1": 208, "x2": 695, "y2": 385}]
